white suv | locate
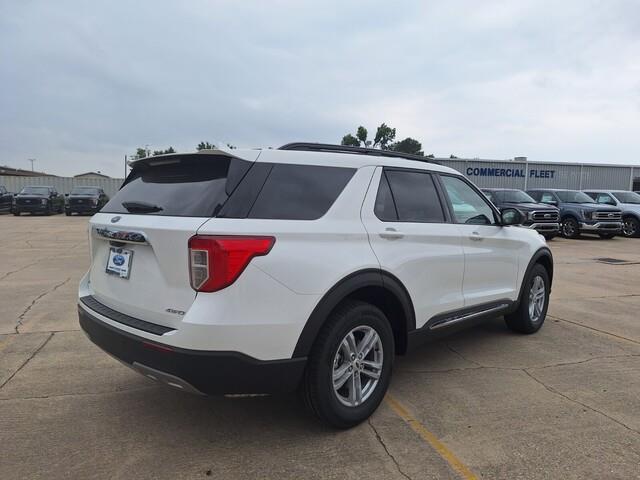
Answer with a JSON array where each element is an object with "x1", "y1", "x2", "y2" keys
[{"x1": 78, "y1": 143, "x2": 553, "y2": 428}]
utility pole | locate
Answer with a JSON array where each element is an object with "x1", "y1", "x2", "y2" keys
[
  {"x1": 124, "y1": 155, "x2": 128, "y2": 178},
  {"x1": 145, "y1": 144, "x2": 151, "y2": 158},
  {"x1": 28, "y1": 158, "x2": 36, "y2": 172}
]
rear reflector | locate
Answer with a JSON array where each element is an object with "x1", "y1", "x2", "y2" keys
[{"x1": 188, "y1": 235, "x2": 275, "y2": 292}]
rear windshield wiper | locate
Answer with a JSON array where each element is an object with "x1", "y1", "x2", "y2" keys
[{"x1": 122, "y1": 201, "x2": 164, "y2": 213}]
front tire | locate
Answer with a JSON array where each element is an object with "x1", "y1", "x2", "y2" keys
[
  {"x1": 561, "y1": 217, "x2": 580, "y2": 239},
  {"x1": 302, "y1": 300, "x2": 394, "y2": 429},
  {"x1": 622, "y1": 217, "x2": 639, "y2": 238},
  {"x1": 505, "y1": 264, "x2": 550, "y2": 334}
]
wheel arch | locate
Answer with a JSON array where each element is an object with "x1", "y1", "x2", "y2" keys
[
  {"x1": 292, "y1": 269, "x2": 416, "y2": 358},
  {"x1": 518, "y1": 247, "x2": 554, "y2": 305}
]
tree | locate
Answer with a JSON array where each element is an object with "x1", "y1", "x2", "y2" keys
[
  {"x1": 197, "y1": 141, "x2": 215, "y2": 150},
  {"x1": 373, "y1": 123, "x2": 396, "y2": 149},
  {"x1": 356, "y1": 126, "x2": 370, "y2": 147},
  {"x1": 133, "y1": 147, "x2": 147, "y2": 159},
  {"x1": 450, "y1": 154, "x2": 458, "y2": 159},
  {"x1": 152, "y1": 147, "x2": 176, "y2": 156},
  {"x1": 389, "y1": 137, "x2": 423, "y2": 156},
  {"x1": 341, "y1": 134, "x2": 360, "y2": 147}
]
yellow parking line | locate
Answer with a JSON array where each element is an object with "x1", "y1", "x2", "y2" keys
[{"x1": 385, "y1": 394, "x2": 478, "y2": 480}]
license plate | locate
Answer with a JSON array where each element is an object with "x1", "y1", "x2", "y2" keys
[{"x1": 106, "y1": 247, "x2": 133, "y2": 279}]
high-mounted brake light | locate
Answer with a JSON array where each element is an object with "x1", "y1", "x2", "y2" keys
[{"x1": 188, "y1": 235, "x2": 275, "y2": 292}]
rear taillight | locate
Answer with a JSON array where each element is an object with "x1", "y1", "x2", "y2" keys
[{"x1": 188, "y1": 235, "x2": 275, "y2": 292}]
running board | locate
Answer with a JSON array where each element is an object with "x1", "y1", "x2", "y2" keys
[{"x1": 428, "y1": 302, "x2": 512, "y2": 330}]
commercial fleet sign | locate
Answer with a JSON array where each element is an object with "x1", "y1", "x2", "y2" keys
[{"x1": 466, "y1": 167, "x2": 556, "y2": 179}]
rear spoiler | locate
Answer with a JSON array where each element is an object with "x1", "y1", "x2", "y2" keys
[{"x1": 127, "y1": 148, "x2": 260, "y2": 168}]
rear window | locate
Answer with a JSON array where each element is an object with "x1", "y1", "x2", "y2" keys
[
  {"x1": 101, "y1": 155, "x2": 251, "y2": 217},
  {"x1": 246, "y1": 164, "x2": 355, "y2": 220}
]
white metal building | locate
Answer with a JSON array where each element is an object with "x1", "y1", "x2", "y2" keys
[{"x1": 437, "y1": 157, "x2": 639, "y2": 191}]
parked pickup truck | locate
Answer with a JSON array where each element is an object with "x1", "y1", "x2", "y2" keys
[
  {"x1": 13, "y1": 186, "x2": 65, "y2": 216},
  {"x1": 583, "y1": 190, "x2": 640, "y2": 238},
  {"x1": 482, "y1": 188, "x2": 560, "y2": 240},
  {"x1": 65, "y1": 186, "x2": 109, "y2": 216},
  {"x1": 527, "y1": 188, "x2": 622, "y2": 239},
  {"x1": 0, "y1": 185, "x2": 13, "y2": 213}
]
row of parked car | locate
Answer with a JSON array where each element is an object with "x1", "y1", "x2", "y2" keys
[
  {"x1": 3, "y1": 183, "x2": 639, "y2": 239},
  {"x1": 482, "y1": 188, "x2": 640, "y2": 239},
  {"x1": 0, "y1": 185, "x2": 110, "y2": 216}
]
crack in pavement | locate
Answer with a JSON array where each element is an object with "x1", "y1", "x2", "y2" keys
[
  {"x1": 0, "y1": 384, "x2": 160, "y2": 401},
  {"x1": 399, "y1": 354, "x2": 640, "y2": 374},
  {"x1": 401, "y1": 353, "x2": 640, "y2": 438},
  {"x1": 14, "y1": 277, "x2": 71, "y2": 334},
  {"x1": 523, "y1": 370, "x2": 640, "y2": 436},
  {"x1": 0, "y1": 333, "x2": 54, "y2": 390},
  {"x1": 548, "y1": 315, "x2": 640, "y2": 345},
  {"x1": 0, "y1": 261, "x2": 40, "y2": 282},
  {"x1": 445, "y1": 343, "x2": 483, "y2": 367},
  {"x1": 368, "y1": 419, "x2": 413, "y2": 480}
]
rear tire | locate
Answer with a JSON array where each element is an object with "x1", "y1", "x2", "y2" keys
[
  {"x1": 505, "y1": 264, "x2": 549, "y2": 334},
  {"x1": 561, "y1": 217, "x2": 580, "y2": 239},
  {"x1": 302, "y1": 300, "x2": 394, "y2": 429}
]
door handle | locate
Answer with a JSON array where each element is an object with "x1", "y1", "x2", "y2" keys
[
  {"x1": 469, "y1": 231, "x2": 483, "y2": 241},
  {"x1": 379, "y1": 227, "x2": 404, "y2": 240}
]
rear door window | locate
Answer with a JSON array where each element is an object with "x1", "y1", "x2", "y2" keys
[
  {"x1": 247, "y1": 164, "x2": 355, "y2": 220},
  {"x1": 376, "y1": 169, "x2": 445, "y2": 223},
  {"x1": 101, "y1": 154, "x2": 252, "y2": 217}
]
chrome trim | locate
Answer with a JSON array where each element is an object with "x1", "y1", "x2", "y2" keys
[
  {"x1": 429, "y1": 303, "x2": 510, "y2": 330},
  {"x1": 93, "y1": 227, "x2": 149, "y2": 244},
  {"x1": 531, "y1": 210, "x2": 559, "y2": 222},
  {"x1": 527, "y1": 223, "x2": 560, "y2": 231},
  {"x1": 580, "y1": 222, "x2": 622, "y2": 231},
  {"x1": 593, "y1": 211, "x2": 622, "y2": 220}
]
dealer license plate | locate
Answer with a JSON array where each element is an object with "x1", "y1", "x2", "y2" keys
[{"x1": 106, "y1": 247, "x2": 133, "y2": 279}]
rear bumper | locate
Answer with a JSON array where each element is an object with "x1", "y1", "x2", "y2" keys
[
  {"x1": 78, "y1": 303, "x2": 307, "y2": 395},
  {"x1": 580, "y1": 221, "x2": 622, "y2": 233}
]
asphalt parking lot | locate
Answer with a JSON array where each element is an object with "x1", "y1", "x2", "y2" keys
[{"x1": 1, "y1": 215, "x2": 639, "y2": 480}]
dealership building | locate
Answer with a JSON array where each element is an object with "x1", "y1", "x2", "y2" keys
[{"x1": 435, "y1": 157, "x2": 640, "y2": 192}]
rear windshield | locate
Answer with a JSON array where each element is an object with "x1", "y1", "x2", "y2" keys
[{"x1": 101, "y1": 155, "x2": 251, "y2": 217}]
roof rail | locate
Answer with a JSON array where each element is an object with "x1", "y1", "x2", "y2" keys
[{"x1": 278, "y1": 142, "x2": 440, "y2": 165}]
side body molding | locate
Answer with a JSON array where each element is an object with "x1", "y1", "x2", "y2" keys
[{"x1": 292, "y1": 269, "x2": 416, "y2": 358}]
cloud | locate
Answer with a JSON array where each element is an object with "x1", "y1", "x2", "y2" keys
[{"x1": 1, "y1": 0, "x2": 639, "y2": 177}]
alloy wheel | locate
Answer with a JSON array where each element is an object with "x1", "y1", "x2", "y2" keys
[
  {"x1": 332, "y1": 326, "x2": 383, "y2": 407},
  {"x1": 528, "y1": 275, "x2": 546, "y2": 323}
]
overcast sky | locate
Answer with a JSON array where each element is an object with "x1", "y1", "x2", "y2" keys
[{"x1": 2, "y1": 0, "x2": 639, "y2": 178}]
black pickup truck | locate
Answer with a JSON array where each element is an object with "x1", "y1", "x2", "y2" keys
[
  {"x1": 482, "y1": 188, "x2": 560, "y2": 240},
  {"x1": 13, "y1": 186, "x2": 65, "y2": 216},
  {"x1": 0, "y1": 185, "x2": 13, "y2": 213},
  {"x1": 65, "y1": 186, "x2": 109, "y2": 215}
]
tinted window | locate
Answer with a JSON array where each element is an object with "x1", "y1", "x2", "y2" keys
[
  {"x1": 441, "y1": 176, "x2": 496, "y2": 225},
  {"x1": 555, "y1": 191, "x2": 594, "y2": 203},
  {"x1": 19, "y1": 187, "x2": 50, "y2": 195},
  {"x1": 379, "y1": 170, "x2": 445, "y2": 223},
  {"x1": 594, "y1": 193, "x2": 617, "y2": 205},
  {"x1": 102, "y1": 154, "x2": 251, "y2": 217},
  {"x1": 247, "y1": 164, "x2": 355, "y2": 220},
  {"x1": 612, "y1": 191, "x2": 640, "y2": 204},
  {"x1": 482, "y1": 190, "x2": 495, "y2": 202},
  {"x1": 502, "y1": 190, "x2": 536, "y2": 203},
  {"x1": 71, "y1": 187, "x2": 100, "y2": 195},
  {"x1": 374, "y1": 173, "x2": 398, "y2": 221},
  {"x1": 539, "y1": 192, "x2": 556, "y2": 203}
]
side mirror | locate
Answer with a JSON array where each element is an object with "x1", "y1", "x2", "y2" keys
[
  {"x1": 64, "y1": 193, "x2": 69, "y2": 197},
  {"x1": 501, "y1": 207, "x2": 523, "y2": 226}
]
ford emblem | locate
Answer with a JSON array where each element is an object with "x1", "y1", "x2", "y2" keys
[{"x1": 111, "y1": 216, "x2": 121, "y2": 223}]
